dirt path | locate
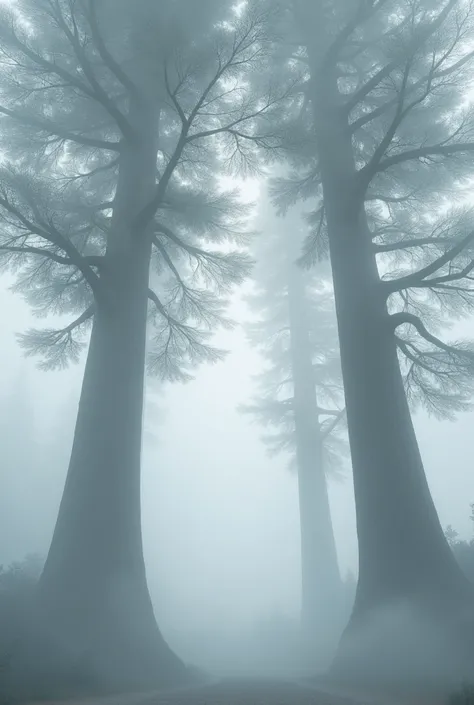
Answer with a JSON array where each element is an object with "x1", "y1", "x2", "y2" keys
[{"x1": 27, "y1": 677, "x2": 447, "y2": 705}]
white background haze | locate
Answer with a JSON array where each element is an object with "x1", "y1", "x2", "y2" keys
[{"x1": 0, "y1": 178, "x2": 473, "y2": 665}]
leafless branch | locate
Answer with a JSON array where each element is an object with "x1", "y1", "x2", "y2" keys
[
  {"x1": 85, "y1": 0, "x2": 139, "y2": 98},
  {"x1": 391, "y1": 311, "x2": 474, "y2": 361},
  {"x1": 0, "y1": 105, "x2": 122, "y2": 152},
  {"x1": 48, "y1": 0, "x2": 135, "y2": 140},
  {"x1": 384, "y1": 230, "x2": 474, "y2": 293}
]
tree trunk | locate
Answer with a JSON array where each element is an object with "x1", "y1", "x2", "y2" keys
[
  {"x1": 324, "y1": 173, "x2": 474, "y2": 686},
  {"x1": 36, "y1": 94, "x2": 187, "y2": 691},
  {"x1": 287, "y1": 258, "x2": 342, "y2": 650},
  {"x1": 297, "y1": 17, "x2": 474, "y2": 685}
]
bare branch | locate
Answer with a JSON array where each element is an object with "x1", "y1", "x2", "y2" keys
[
  {"x1": 376, "y1": 142, "x2": 474, "y2": 174},
  {"x1": 86, "y1": 0, "x2": 139, "y2": 98},
  {"x1": 391, "y1": 311, "x2": 474, "y2": 362},
  {"x1": 164, "y1": 60, "x2": 188, "y2": 126},
  {"x1": 147, "y1": 287, "x2": 169, "y2": 319},
  {"x1": 358, "y1": 47, "x2": 445, "y2": 191},
  {"x1": 345, "y1": 58, "x2": 400, "y2": 114},
  {"x1": 350, "y1": 46, "x2": 474, "y2": 134},
  {"x1": 320, "y1": 0, "x2": 392, "y2": 69},
  {"x1": 0, "y1": 244, "x2": 73, "y2": 265},
  {"x1": 320, "y1": 407, "x2": 346, "y2": 440},
  {"x1": 0, "y1": 105, "x2": 122, "y2": 152},
  {"x1": 0, "y1": 243, "x2": 101, "y2": 268},
  {"x1": 49, "y1": 1, "x2": 135, "y2": 140},
  {"x1": 373, "y1": 237, "x2": 454, "y2": 253},
  {"x1": 346, "y1": 0, "x2": 460, "y2": 116},
  {"x1": 384, "y1": 230, "x2": 474, "y2": 293},
  {"x1": 0, "y1": 192, "x2": 103, "y2": 298},
  {"x1": 135, "y1": 13, "x2": 282, "y2": 231}
]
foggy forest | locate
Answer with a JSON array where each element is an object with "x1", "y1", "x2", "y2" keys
[{"x1": 3, "y1": 0, "x2": 474, "y2": 704}]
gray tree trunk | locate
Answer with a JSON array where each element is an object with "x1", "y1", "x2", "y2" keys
[
  {"x1": 295, "y1": 6, "x2": 474, "y2": 685},
  {"x1": 37, "y1": 93, "x2": 187, "y2": 690},
  {"x1": 287, "y1": 257, "x2": 342, "y2": 648}
]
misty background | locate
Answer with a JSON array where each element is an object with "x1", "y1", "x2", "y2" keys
[{"x1": 1, "y1": 188, "x2": 473, "y2": 674}]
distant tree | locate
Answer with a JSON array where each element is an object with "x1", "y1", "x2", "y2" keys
[
  {"x1": 262, "y1": 0, "x2": 474, "y2": 682},
  {"x1": 35, "y1": 387, "x2": 79, "y2": 554},
  {"x1": 0, "y1": 369, "x2": 40, "y2": 565},
  {"x1": 446, "y1": 526, "x2": 460, "y2": 548},
  {"x1": 0, "y1": 0, "x2": 291, "y2": 689},
  {"x1": 243, "y1": 186, "x2": 346, "y2": 645},
  {"x1": 445, "y1": 507, "x2": 474, "y2": 585},
  {"x1": 143, "y1": 382, "x2": 167, "y2": 450}
]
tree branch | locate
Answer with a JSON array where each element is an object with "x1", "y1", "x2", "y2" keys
[
  {"x1": 153, "y1": 236, "x2": 186, "y2": 287},
  {"x1": 18, "y1": 302, "x2": 96, "y2": 370},
  {"x1": 390, "y1": 312, "x2": 474, "y2": 360},
  {"x1": 63, "y1": 303, "x2": 96, "y2": 333},
  {"x1": 5, "y1": 17, "x2": 97, "y2": 98},
  {"x1": 376, "y1": 142, "x2": 474, "y2": 173},
  {"x1": 135, "y1": 20, "x2": 277, "y2": 232},
  {"x1": 322, "y1": 0, "x2": 392, "y2": 69},
  {"x1": 366, "y1": 189, "x2": 419, "y2": 205},
  {"x1": 349, "y1": 48, "x2": 474, "y2": 134},
  {"x1": 86, "y1": 0, "x2": 139, "y2": 98},
  {"x1": 0, "y1": 244, "x2": 72, "y2": 265},
  {"x1": 154, "y1": 223, "x2": 211, "y2": 261},
  {"x1": 373, "y1": 237, "x2": 452, "y2": 253},
  {"x1": 395, "y1": 335, "x2": 441, "y2": 376},
  {"x1": 345, "y1": 58, "x2": 400, "y2": 114},
  {"x1": 0, "y1": 105, "x2": 122, "y2": 152},
  {"x1": 147, "y1": 287, "x2": 168, "y2": 318},
  {"x1": 358, "y1": 60, "x2": 414, "y2": 190},
  {"x1": 383, "y1": 230, "x2": 474, "y2": 293},
  {"x1": 0, "y1": 194, "x2": 103, "y2": 298},
  {"x1": 320, "y1": 407, "x2": 346, "y2": 440},
  {"x1": 346, "y1": 0, "x2": 458, "y2": 116},
  {"x1": 50, "y1": 2, "x2": 135, "y2": 141},
  {"x1": 147, "y1": 286, "x2": 197, "y2": 335}
]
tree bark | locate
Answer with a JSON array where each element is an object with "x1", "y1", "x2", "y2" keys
[
  {"x1": 36, "y1": 93, "x2": 187, "y2": 691},
  {"x1": 286, "y1": 257, "x2": 342, "y2": 646},
  {"x1": 296, "y1": 13, "x2": 474, "y2": 684}
]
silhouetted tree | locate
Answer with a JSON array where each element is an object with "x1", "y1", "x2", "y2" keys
[
  {"x1": 0, "y1": 0, "x2": 291, "y2": 689},
  {"x1": 243, "y1": 186, "x2": 346, "y2": 646},
  {"x1": 264, "y1": 0, "x2": 474, "y2": 683}
]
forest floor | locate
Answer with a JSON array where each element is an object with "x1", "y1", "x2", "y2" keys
[{"x1": 26, "y1": 677, "x2": 446, "y2": 705}]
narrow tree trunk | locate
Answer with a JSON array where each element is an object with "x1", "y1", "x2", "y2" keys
[
  {"x1": 296, "y1": 15, "x2": 474, "y2": 684},
  {"x1": 287, "y1": 258, "x2": 342, "y2": 649},
  {"x1": 37, "y1": 93, "x2": 187, "y2": 690}
]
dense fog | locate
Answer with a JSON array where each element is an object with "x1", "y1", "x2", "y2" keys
[
  {"x1": 2, "y1": 218, "x2": 474, "y2": 678},
  {"x1": 3, "y1": 0, "x2": 474, "y2": 702}
]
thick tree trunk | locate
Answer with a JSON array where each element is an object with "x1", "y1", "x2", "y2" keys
[
  {"x1": 287, "y1": 260, "x2": 342, "y2": 648},
  {"x1": 324, "y1": 177, "x2": 474, "y2": 686},
  {"x1": 296, "y1": 17, "x2": 474, "y2": 685},
  {"x1": 36, "y1": 94, "x2": 187, "y2": 690}
]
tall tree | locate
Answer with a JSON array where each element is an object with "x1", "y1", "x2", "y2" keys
[
  {"x1": 243, "y1": 186, "x2": 346, "y2": 650},
  {"x1": 269, "y1": 0, "x2": 474, "y2": 683},
  {"x1": 0, "y1": 0, "x2": 290, "y2": 689}
]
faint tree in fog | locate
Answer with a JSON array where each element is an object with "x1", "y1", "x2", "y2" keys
[
  {"x1": 266, "y1": 0, "x2": 474, "y2": 681},
  {"x1": 445, "y1": 506, "x2": 474, "y2": 584},
  {"x1": 0, "y1": 370, "x2": 40, "y2": 564},
  {"x1": 242, "y1": 187, "x2": 346, "y2": 645},
  {"x1": 143, "y1": 383, "x2": 166, "y2": 449},
  {"x1": 0, "y1": 0, "x2": 293, "y2": 688}
]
